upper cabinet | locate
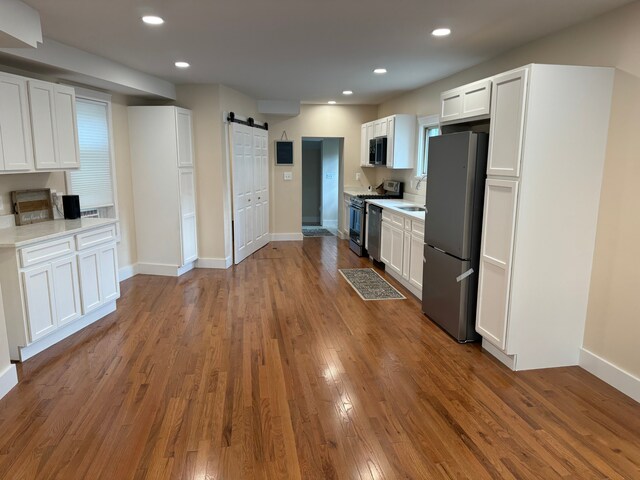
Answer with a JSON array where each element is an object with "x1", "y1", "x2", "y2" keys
[
  {"x1": 440, "y1": 78, "x2": 492, "y2": 125},
  {"x1": 0, "y1": 73, "x2": 34, "y2": 172},
  {"x1": 0, "y1": 72, "x2": 80, "y2": 175},
  {"x1": 28, "y1": 80, "x2": 80, "y2": 170},
  {"x1": 360, "y1": 114, "x2": 417, "y2": 169},
  {"x1": 175, "y1": 108, "x2": 194, "y2": 168}
]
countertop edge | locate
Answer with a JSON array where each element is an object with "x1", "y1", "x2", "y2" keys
[
  {"x1": 0, "y1": 218, "x2": 119, "y2": 248},
  {"x1": 365, "y1": 199, "x2": 426, "y2": 221}
]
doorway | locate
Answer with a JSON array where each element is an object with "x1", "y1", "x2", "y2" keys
[{"x1": 301, "y1": 137, "x2": 342, "y2": 236}]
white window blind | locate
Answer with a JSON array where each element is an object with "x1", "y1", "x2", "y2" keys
[{"x1": 68, "y1": 98, "x2": 114, "y2": 209}]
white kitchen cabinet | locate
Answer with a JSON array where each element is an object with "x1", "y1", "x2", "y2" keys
[
  {"x1": 98, "y1": 244, "x2": 120, "y2": 303},
  {"x1": 22, "y1": 264, "x2": 57, "y2": 341},
  {"x1": 78, "y1": 248, "x2": 102, "y2": 314},
  {"x1": 360, "y1": 114, "x2": 416, "y2": 169},
  {"x1": 486, "y1": 69, "x2": 528, "y2": 177},
  {"x1": 28, "y1": 80, "x2": 80, "y2": 170},
  {"x1": 128, "y1": 106, "x2": 199, "y2": 276},
  {"x1": 474, "y1": 64, "x2": 614, "y2": 370},
  {"x1": 51, "y1": 255, "x2": 82, "y2": 326},
  {"x1": 408, "y1": 232, "x2": 424, "y2": 290},
  {"x1": 440, "y1": 78, "x2": 492, "y2": 125},
  {"x1": 0, "y1": 73, "x2": 34, "y2": 172},
  {"x1": 380, "y1": 209, "x2": 424, "y2": 298}
]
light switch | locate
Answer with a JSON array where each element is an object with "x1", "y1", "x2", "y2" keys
[{"x1": 283, "y1": 172, "x2": 293, "y2": 181}]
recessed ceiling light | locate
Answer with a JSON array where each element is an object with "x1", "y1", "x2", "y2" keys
[
  {"x1": 142, "y1": 16, "x2": 164, "y2": 25},
  {"x1": 373, "y1": 68, "x2": 387, "y2": 75},
  {"x1": 342, "y1": 90, "x2": 353, "y2": 95},
  {"x1": 432, "y1": 28, "x2": 451, "y2": 37},
  {"x1": 328, "y1": 100, "x2": 337, "y2": 105},
  {"x1": 175, "y1": 61, "x2": 190, "y2": 68}
]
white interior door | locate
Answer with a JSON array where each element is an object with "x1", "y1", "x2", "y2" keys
[
  {"x1": 254, "y1": 129, "x2": 269, "y2": 250},
  {"x1": 231, "y1": 123, "x2": 254, "y2": 264}
]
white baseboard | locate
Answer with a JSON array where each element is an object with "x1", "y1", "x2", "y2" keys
[
  {"x1": 482, "y1": 339, "x2": 517, "y2": 370},
  {"x1": 579, "y1": 348, "x2": 640, "y2": 403},
  {"x1": 338, "y1": 230, "x2": 349, "y2": 240},
  {"x1": 18, "y1": 301, "x2": 117, "y2": 362},
  {"x1": 0, "y1": 364, "x2": 18, "y2": 400},
  {"x1": 118, "y1": 264, "x2": 138, "y2": 282},
  {"x1": 196, "y1": 256, "x2": 232, "y2": 269},
  {"x1": 137, "y1": 261, "x2": 195, "y2": 277},
  {"x1": 271, "y1": 233, "x2": 303, "y2": 241}
]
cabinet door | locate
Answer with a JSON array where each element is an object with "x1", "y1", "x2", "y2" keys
[
  {"x1": 28, "y1": 80, "x2": 59, "y2": 170},
  {"x1": 440, "y1": 88, "x2": 462, "y2": 123},
  {"x1": 487, "y1": 69, "x2": 528, "y2": 177},
  {"x1": 366, "y1": 122, "x2": 374, "y2": 143},
  {"x1": 462, "y1": 79, "x2": 492, "y2": 118},
  {"x1": 409, "y1": 233, "x2": 424, "y2": 290},
  {"x1": 402, "y1": 230, "x2": 411, "y2": 280},
  {"x1": 52, "y1": 255, "x2": 82, "y2": 326},
  {"x1": 386, "y1": 116, "x2": 395, "y2": 168},
  {"x1": 380, "y1": 221, "x2": 392, "y2": 265},
  {"x1": 22, "y1": 264, "x2": 57, "y2": 341},
  {"x1": 389, "y1": 226, "x2": 404, "y2": 276},
  {"x1": 99, "y1": 244, "x2": 120, "y2": 303},
  {"x1": 54, "y1": 85, "x2": 80, "y2": 169},
  {"x1": 176, "y1": 109, "x2": 194, "y2": 167},
  {"x1": 78, "y1": 249, "x2": 102, "y2": 314},
  {"x1": 476, "y1": 179, "x2": 519, "y2": 350},
  {"x1": 179, "y1": 168, "x2": 198, "y2": 264},
  {"x1": 0, "y1": 73, "x2": 34, "y2": 172}
]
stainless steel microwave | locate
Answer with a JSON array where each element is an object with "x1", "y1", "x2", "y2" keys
[{"x1": 369, "y1": 137, "x2": 387, "y2": 166}]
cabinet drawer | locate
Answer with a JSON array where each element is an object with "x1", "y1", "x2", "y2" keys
[
  {"x1": 76, "y1": 225, "x2": 117, "y2": 250},
  {"x1": 382, "y1": 210, "x2": 392, "y2": 222},
  {"x1": 19, "y1": 237, "x2": 75, "y2": 268},
  {"x1": 391, "y1": 214, "x2": 404, "y2": 228},
  {"x1": 412, "y1": 221, "x2": 424, "y2": 235}
]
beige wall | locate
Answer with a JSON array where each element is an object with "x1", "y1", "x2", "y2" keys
[
  {"x1": 267, "y1": 104, "x2": 378, "y2": 234},
  {"x1": 377, "y1": 1, "x2": 640, "y2": 376},
  {"x1": 0, "y1": 285, "x2": 13, "y2": 387}
]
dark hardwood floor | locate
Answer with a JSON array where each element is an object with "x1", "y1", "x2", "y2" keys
[{"x1": 0, "y1": 237, "x2": 639, "y2": 479}]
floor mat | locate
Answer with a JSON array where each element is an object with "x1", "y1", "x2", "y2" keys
[
  {"x1": 338, "y1": 268, "x2": 406, "y2": 301},
  {"x1": 302, "y1": 227, "x2": 335, "y2": 237}
]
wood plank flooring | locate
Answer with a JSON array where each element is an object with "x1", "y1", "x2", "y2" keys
[{"x1": 0, "y1": 237, "x2": 639, "y2": 479}]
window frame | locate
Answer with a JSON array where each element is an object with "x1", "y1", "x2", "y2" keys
[
  {"x1": 64, "y1": 87, "x2": 119, "y2": 220},
  {"x1": 415, "y1": 114, "x2": 440, "y2": 179}
]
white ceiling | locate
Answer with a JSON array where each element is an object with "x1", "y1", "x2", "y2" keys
[{"x1": 23, "y1": 0, "x2": 632, "y2": 104}]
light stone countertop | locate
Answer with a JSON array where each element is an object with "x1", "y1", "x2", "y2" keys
[
  {"x1": 365, "y1": 198, "x2": 426, "y2": 222},
  {"x1": 0, "y1": 218, "x2": 118, "y2": 248}
]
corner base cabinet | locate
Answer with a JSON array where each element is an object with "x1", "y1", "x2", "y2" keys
[
  {"x1": 0, "y1": 220, "x2": 120, "y2": 361},
  {"x1": 474, "y1": 64, "x2": 615, "y2": 370}
]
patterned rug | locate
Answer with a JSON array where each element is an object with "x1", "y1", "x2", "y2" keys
[
  {"x1": 339, "y1": 268, "x2": 406, "y2": 301},
  {"x1": 302, "y1": 228, "x2": 335, "y2": 237}
]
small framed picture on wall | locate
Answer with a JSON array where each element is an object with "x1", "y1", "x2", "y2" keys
[{"x1": 275, "y1": 141, "x2": 294, "y2": 165}]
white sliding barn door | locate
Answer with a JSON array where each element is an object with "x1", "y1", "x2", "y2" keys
[{"x1": 231, "y1": 123, "x2": 270, "y2": 264}]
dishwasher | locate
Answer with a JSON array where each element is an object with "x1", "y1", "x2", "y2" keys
[{"x1": 367, "y1": 204, "x2": 383, "y2": 263}]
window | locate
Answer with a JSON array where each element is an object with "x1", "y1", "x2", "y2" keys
[
  {"x1": 416, "y1": 114, "x2": 440, "y2": 178},
  {"x1": 66, "y1": 90, "x2": 117, "y2": 218}
]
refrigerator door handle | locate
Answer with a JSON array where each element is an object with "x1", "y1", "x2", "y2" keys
[{"x1": 433, "y1": 246, "x2": 446, "y2": 254}]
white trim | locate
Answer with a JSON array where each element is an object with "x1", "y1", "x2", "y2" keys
[
  {"x1": 481, "y1": 338, "x2": 517, "y2": 370},
  {"x1": 579, "y1": 348, "x2": 640, "y2": 403},
  {"x1": 136, "y1": 261, "x2": 195, "y2": 277},
  {"x1": 0, "y1": 364, "x2": 18, "y2": 400},
  {"x1": 196, "y1": 257, "x2": 232, "y2": 269},
  {"x1": 118, "y1": 264, "x2": 138, "y2": 282},
  {"x1": 18, "y1": 301, "x2": 116, "y2": 362},
  {"x1": 271, "y1": 233, "x2": 304, "y2": 241},
  {"x1": 415, "y1": 114, "x2": 440, "y2": 178}
]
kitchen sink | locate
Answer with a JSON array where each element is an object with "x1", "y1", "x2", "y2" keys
[{"x1": 398, "y1": 206, "x2": 425, "y2": 212}]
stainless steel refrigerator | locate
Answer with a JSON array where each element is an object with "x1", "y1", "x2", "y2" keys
[{"x1": 422, "y1": 131, "x2": 488, "y2": 342}]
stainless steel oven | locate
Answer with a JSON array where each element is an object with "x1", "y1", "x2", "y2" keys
[{"x1": 349, "y1": 197, "x2": 367, "y2": 256}]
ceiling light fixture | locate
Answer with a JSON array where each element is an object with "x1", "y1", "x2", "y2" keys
[
  {"x1": 328, "y1": 100, "x2": 337, "y2": 105},
  {"x1": 175, "y1": 61, "x2": 190, "y2": 68},
  {"x1": 373, "y1": 68, "x2": 387, "y2": 75},
  {"x1": 142, "y1": 15, "x2": 164, "y2": 25},
  {"x1": 432, "y1": 27, "x2": 451, "y2": 37},
  {"x1": 342, "y1": 90, "x2": 353, "y2": 95}
]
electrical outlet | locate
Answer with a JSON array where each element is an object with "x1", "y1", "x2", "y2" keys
[
  {"x1": 355, "y1": 172, "x2": 361, "y2": 181},
  {"x1": 283, "y1": 171, "x2": 293, "y2": 181}
]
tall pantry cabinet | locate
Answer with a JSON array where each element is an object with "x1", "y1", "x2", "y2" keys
[
  {"x1": 128, "y1": 106, "x2": 198, "y2": 277},
  {"x1": 475, "y1": 64, "x2": 614, "y2": 370}
]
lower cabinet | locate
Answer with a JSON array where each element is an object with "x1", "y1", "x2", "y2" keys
[
  {"x1": 408, "y1": 232, "x2": 424, "y2": 290},
  {"x1": 78, "y1": 243, "x2": 120, "y2": 314},
  {"x1": 388, "y1": 226, "x2": 404, "y2": 276},
  {"x1": 52, "y1": 255, "x2": 82, "y2": 327},
  {"x1": 22, "y1": 264, "x2": 57, "y2": 341}
]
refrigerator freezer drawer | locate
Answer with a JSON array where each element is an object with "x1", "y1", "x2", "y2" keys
[{"x1": 422, "y1": 245, "x2": 481, "y2": 342}]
